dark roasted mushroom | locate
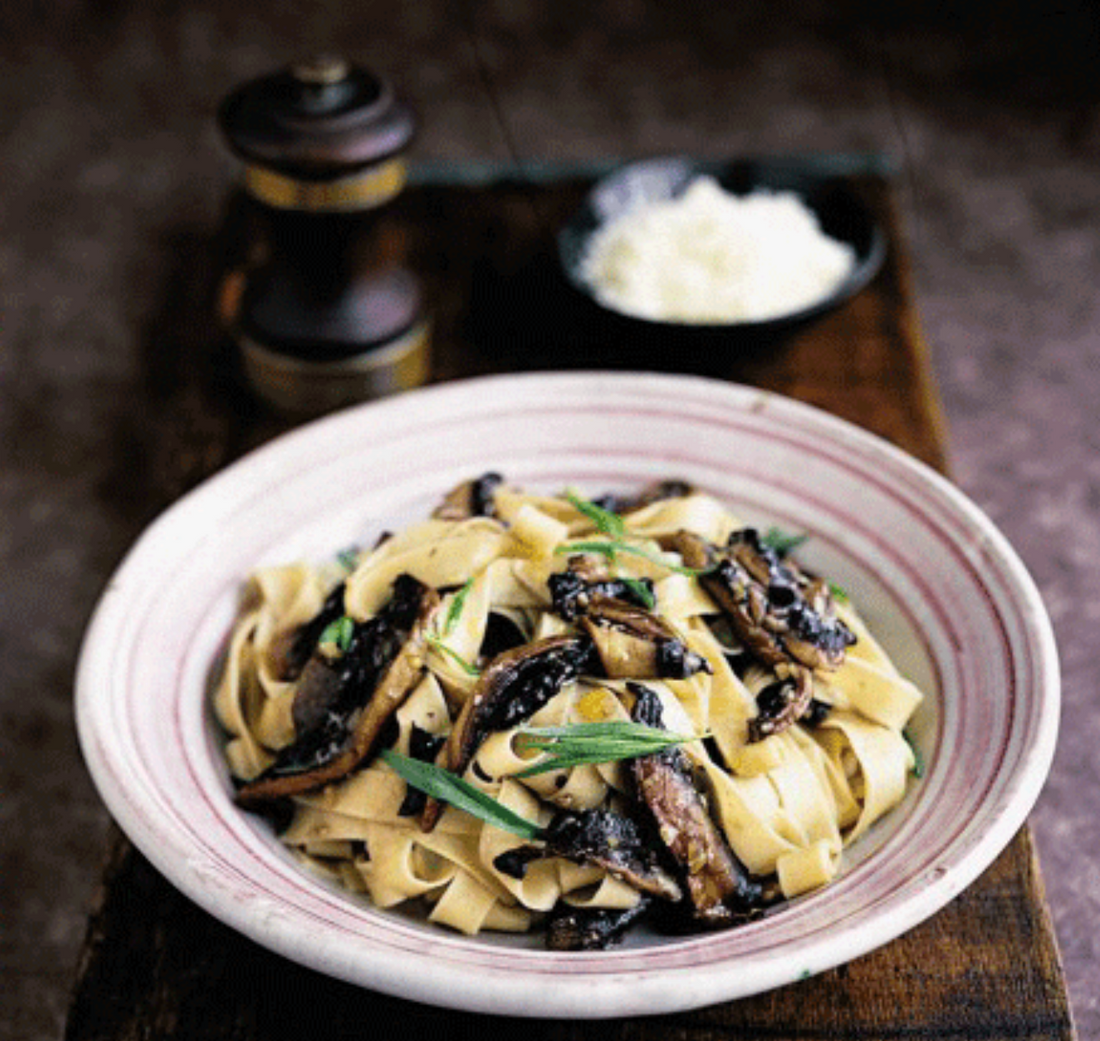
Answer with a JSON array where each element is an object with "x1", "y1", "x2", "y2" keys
[
  {"x1": 546, "y1": 899, "x2": 653, "y2": 951},
  {"x1": 491, "y1": 805, "x2": 681, "y2": 902},
  {"x1": 269, "y1": 581, "x2": 347, "y2": 681},
  {"x1": 236, "y1": 575, "x2": 441, "y2": 806},
  {"x1": 747, "y1": 665, "x2": 815, "y2": 742},
  {"x1": 580, "y1": 597, "x2": 711, "y2": 681},
  {"x1": 670, "y1": 529, "x2": 854, "y2": 672},
  {"x1": 629, "y1": 684, "x2": 762, "y2": 923},
  {"x1": 432, "y1": 472, "x2": 503, "y2": 520},
  {"x1": 422, "y1": 634, "x2": 597, "y2": 829},
  {"x1": 541, "y1": 808, "x2": 682, "y2": 901},
  {"x1": 284, "y1": 656, "x2": 347, "y2": 753},
  {"x1": 663, "y1": 531, "x2": 848, "y2": 742},
  {"x1": 724, "y1": 528, "x2": 855, "y2": 670},
  {"x1": 548, "y1": 565, "x2": 654, "y2": 622},
  {"x1": 779, "y1": 578, "x2": 857, "y2": 670},
  {"x1": 548, "y1": 558, "x2": 708, "y2": 681},
  {"x1": 669, "y1": 530, "x2": 782, "y2": 670},
  {"x1": 591, "y1": 479, "x2": 695, "y2": 517}
]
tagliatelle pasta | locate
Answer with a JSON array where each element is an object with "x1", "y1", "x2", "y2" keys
[{"x1": 215, "y1": 476, "x2": 922, "y2": 948}]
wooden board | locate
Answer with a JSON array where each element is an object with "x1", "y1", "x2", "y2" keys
[{"x1": 64, "y1": 172, "x2": 1075, "y2": 1041}]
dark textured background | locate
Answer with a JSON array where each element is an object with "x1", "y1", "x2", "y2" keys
[{"x1": 2, "y1": 2, "x2": 1097, "y2": 1037}]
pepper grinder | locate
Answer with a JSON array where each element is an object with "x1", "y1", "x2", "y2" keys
[{"x1": 217, "y1": 56, "x2": 429, "y2": 414}]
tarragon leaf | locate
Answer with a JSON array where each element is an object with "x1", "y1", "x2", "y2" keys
[
  {"x1": 619, "y1": 575, "x2": 657, "y2": 611},
  {"x1": 443, "y1": 576, "x2": 476, "y2": 637},
  {"x1": 565, "y1": 490, "x2": 626, "y2": 537},
  {"x1": 318, "y1": 615, "x2": 355, "y2": 653},
  {"x1": 335, "y1": 546, "x2": 360, "y2": 572},
  {"x1": 380, "y1": 750, "x2": 542, "y2": 839},
  {"x1": 903, "y1": 728, "x2": 926, "y2": 779},
  {"x1": 760, "y1": 527, "x2": 809, "y2": 557},
  {"x1": 555, "y1": 539, "x2": 713, "y2": 577},
  {"x1": 515, "y1": 721, "x2": 700, "y2": 777},
  {"x1": 426, "y1": 634, "x2": 481, "y2": 677}
]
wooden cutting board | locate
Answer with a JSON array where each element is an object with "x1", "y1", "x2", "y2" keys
[{"x1": 64, "y1": 171, "x2": 1075, "y2": 1041}]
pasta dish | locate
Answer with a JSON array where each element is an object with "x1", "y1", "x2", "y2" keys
[{"x1": 215, "y1": 476, "x2": 922, "y2": 949}]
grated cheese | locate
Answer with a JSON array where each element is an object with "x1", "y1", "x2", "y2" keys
[{"x1": 581, "y1": 176, "x2": 856, "y2": 324}]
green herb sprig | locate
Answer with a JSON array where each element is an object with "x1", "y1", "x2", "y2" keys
[
  {"x1": 560, "y1": 492, "x2": 660, "y2": 608},
  {"x1": 516, "y1": 721, "x2": 701, "y2": 777},
  {"x1": 319, "y1": 615, "x2": 355, "y2": 653},
  {"x1": 426, "y1": 577, "x2": 481, "y2": 676},
  {"x1": 902, "y1": 728, "x2": 926, "y2": 779},
  {"x1": 426, "y1": 637, "x2": 481, "y2": 677},
  {"x1": 379, "y1": 750, "x2": 542, "y2": 839},
  {"x1": 378, "y1": 721, "x2": 702, "y2": 837},
  {"x1": 565, "y1": 490, "x2": 626, "y2": 537},
  {"x1": 619, "y1": 576, "x2": 657, "y2": 611},
  {"x1": 443, "y1": 577, "x2": 476, "y2": 635},
  {"x1": 554, "y1": 539, "x2": 712, "y2": 579},
  {"x1": 755, "y1": 527, "x2": 847, "y2": 602},
  {"x1": 760, "y1": 527, "x2": 810, "y2": 557},
  {"x1": 558, "y1": 491, "x2": 714, "y2": 597},
  {"x1": 335, "y1": 546, "x2": 361, "y2": 572}
]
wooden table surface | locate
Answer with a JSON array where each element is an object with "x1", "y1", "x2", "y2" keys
[{"x1": 64, "y1": 172, "x2": 1074, "y2": 1041}]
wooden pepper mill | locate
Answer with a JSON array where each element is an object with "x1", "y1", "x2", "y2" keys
[{"x1": 217, "y1": 56, "x2": 429, "y2": 414}]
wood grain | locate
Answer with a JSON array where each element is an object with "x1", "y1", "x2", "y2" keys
[
  {"x1": 65, "y1": 825, "x2": 1069, "y2": 1041},
  {"x1": 64, "y1": 173, "x2": 1074, "y2": 1041}
]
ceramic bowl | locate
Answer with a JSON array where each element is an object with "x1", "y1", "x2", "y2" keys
[
  {"x1": 76, "y1": 372, "x2": 1058, "y2": 1018},
  {"x1": 557, "y1": 156, "x2": 887, "y2": 354}
]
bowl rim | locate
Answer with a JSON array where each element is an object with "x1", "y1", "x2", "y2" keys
[
  {"x1": 75, "y1": 371, "x2": 1059, "y2": 1018},
  {"x1": 557, "y1": 154, "x2": 888, "y2": 331}
]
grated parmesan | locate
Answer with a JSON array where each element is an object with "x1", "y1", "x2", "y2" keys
[{"x1": 580, "y1": 176, "x2": 856, "y2": 324}]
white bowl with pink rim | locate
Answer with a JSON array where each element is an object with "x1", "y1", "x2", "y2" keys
[{"x1": 75, "y1": 371, "x2": 1059, "y2": 1018}]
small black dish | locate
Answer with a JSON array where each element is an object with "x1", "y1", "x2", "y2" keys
[{"x1": 556, "y1": 155, "x2": 887, "y2": 362}]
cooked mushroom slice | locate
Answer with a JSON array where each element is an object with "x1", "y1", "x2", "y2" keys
[
  {"x1": 236, "y1": 576, "x2": 441, "y2": 806},
  {"x1": 548, "y1": 564, "x2": 654, "y2": 622},
  {"x1": 548, "y1": 558, "x2": 707, "y2": 680},
  {"x1": 546, "y1": 898, "x2": 653, "y2": 951},
  {"x1": 541, "y1": 808, "x2": 682, "y2": 901},
  {"x1": 269, "y1": 581, "x2": 347, "y2": 681},
  {"x1": 580, "y1": 596, "x2": 711, "y2": 680},
  {"x1": 491, "y1": 807, "x2": 680, "y2": 903},
  {"x1": 432, "y1": 471, "x2": 503, "y2": 520},
  {"x1": 491, "y1": 810, "x2": 681, "y2": 902},
  {"x1": 747, "y1": 665, "x2": 815, "y2": 742},
  {"x1": 630, "y1": 684, "x2": 762, "y2": 922},
  {"x1": 422, "y1": 635, "x2": 597, "y2": 830},
  {"x1": 284, "y1": 655, "x2": 347, "y2": 754},
  {"x1": 669, "y1": 529, "x2": 854, "y2": 674},
  {"x1": 591, "y1": 479, "x2": 695, "y2": 517},
  {"x1": 256, "y1": 578, "x2": 424, "y2": 783},
  {"x1": 780, "y1": 577, "x2": 857, "y2": 670},
  {"x1": 727, "y1": 528, "x2": 855, "y2": 670},
  {"x1": 669, "y1": 530, "x2": 787, "y2": 670}
]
